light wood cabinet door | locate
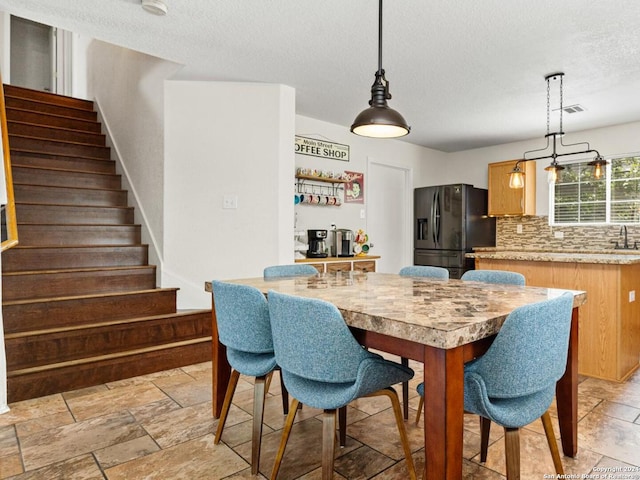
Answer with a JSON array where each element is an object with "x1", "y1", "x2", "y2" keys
[
  {"x1": 353, "y1": 260, "x2": 376, "y2": 272},
  {"x1": 308, "y1": 263, "x2": 325, "y2": 273},
  {"x1": 326, "y1": 262, "x2": 352, "y2": 273},
  {"x1": 488, "y1": 159, "x2": 536, "y2": 216}
]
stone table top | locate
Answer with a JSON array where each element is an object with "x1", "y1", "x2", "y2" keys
[
  {"x1": 205, "y1": 272, "x2": 586, "y2": 349},
  {"x1": 467, "y1": 248, "x2": 640, "y2": 265}
]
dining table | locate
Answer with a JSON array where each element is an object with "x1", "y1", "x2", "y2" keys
[{"x1": 205, "y1": 271, "x2": 586, "y2": 479}]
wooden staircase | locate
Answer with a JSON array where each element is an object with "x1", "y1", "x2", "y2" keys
[{"x1": 2, "y1": 84, "x2": 212, "y2": 403}]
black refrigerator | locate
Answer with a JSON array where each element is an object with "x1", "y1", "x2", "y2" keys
[{"x1": 414, "y1": 184, "x2": 495, "y2": 279}]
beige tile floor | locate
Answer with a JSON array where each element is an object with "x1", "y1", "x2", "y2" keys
[{"x1": 1, "y1": 357, "x2": 640, "y2": 479}]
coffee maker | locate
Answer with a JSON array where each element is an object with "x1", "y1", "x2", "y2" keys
[
  {"x1": 306, "y1": 229, "x2": 328, "y2": 258},
  {"x1": 332, "y1": 229, "x2": 355, "y2": 257}
]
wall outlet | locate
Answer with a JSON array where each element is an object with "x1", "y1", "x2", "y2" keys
[
  {"x1": 554, "y1": 231, "x2": 564, "y2": 239},
  {"x1": 516, "y1": 224, "x2": 523, "y2": 234},
  {"x1": 630, "y1": 290, "x2": 636, "y2": 302},
  {"x1": 222, "y1": 194, "x2": 238, "y2": 209},
  {"x1": 360, "y1": 209, "x2": 366, "y2": 219}
]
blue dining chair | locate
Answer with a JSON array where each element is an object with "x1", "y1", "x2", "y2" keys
[
  {"x1": 461, "y1": 269, "x2": 525, "y2": 286},
  {"x1": 263, "y1": 263, "x2": 319, "y2": 278},
  {"x1": 417, "y1": 292, "x2": 574, "y2": 479},
  {"x1": 399, "y1": 265, "x2": 449, "y2": 279},
  {"x1": 211, "y1": 280, "x2": 281, "y2": 475},
  {"x1": 267, "y1": 290, "x2": 417, "y2": 480},
  {"x1": 398, "y1": 264, "x2": 449, "y2": 419}
]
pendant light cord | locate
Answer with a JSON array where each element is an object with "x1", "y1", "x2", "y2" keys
[{"x1": 378, "y1": 0, "x2": 383, "y2": 75}]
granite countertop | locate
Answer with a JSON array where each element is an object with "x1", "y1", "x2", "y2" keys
[
  {"x1": 467, "y1": 247, "x2": 640, "y2": 265},
  {"x1": 206, "y1": 272, "x2": 586, "y2": 349}
]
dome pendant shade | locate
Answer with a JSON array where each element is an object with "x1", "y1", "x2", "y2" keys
[{"x1": 351, "y1": 0, "x2": 410, "y2": 138}]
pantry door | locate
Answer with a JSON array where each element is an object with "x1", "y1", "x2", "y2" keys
[{"x1": 367, "y1": 159, "x2": 412, "y2": 274}]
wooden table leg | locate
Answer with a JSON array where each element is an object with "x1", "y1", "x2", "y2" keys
[
  {"x1": 423, "y1": 345, "x2": 464, "y2": 480},
  {"x1": 556, "y1": 306, "x2": 579, "y2": 457},
  {"x1": 211, "y1": 295, "x2": 231, "y2": 418}
]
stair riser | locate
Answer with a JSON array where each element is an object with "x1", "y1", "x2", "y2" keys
[
  {"x1": 17, "y1": 225, "x2": 141, "y2": 246},
  {"x1": 3, "y1": 268, "x2": 156, "y2": 301},
  {"x1": 13, "y1": 167, "x2": 121, "y2": 190},
  {"x1": 3, "y1": 290, "x2": 178, "y2": 334},
  {"x1": 11, "y1": 151, "x2": 116, "y2": 174},
  {"x1": 14, "y1": 184, "x2": 127, "y2": 206},
  {"x1": 15, "y1": 204, "x2": 134, "y2": 225},
  {"x1": 8, "y1": 122, "x2": 106, "y2": 146},
  {"x1": 6, "y1": 313, "x2": 212, "y2": 370},
  {"x1": 6, "y1": 108, "x2": 102, "y2": 133},
  {"x1": 9, "y1": 135, "x2": 110, "y2": 159},
  {"x1": 4, "y1": 85, "x2": 95, "y2": 111},
  {"x1": 4, "y1": 96, "x2": 97, "y2": 121},
  {"x1": 3, "y1": 246, "x2": 148, "y2": 272},
  {"x1": 6, "y1": 340, "x2": 212, "y2": 403}
]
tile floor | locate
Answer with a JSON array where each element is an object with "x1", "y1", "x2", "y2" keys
[{"x1": 1, "y1": 357, "x2": 640, "y2": 479}]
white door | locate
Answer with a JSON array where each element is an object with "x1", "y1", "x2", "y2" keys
[
  {"x1": 10, "y1": 16, "x2": 54, "y2": 92},
  {"x1": 367, "y1": 159, "x2": 412, "y2": 273}
]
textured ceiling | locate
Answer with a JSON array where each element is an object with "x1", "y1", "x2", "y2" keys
[{"x1": 1, "y1": 0, "x2": 640, "y2": 152}]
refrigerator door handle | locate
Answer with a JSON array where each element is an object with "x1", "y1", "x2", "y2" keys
[
  {"x1": 434, "y1": 189, "x2": 441, "y2": 246},
  {"x1": 430, "y1": 190, "x2": 436, "y2": 244}
]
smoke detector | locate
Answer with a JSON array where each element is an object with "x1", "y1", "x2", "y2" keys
[{"x1": 142, "y1": 0, "x2": 167, "y2": 16}]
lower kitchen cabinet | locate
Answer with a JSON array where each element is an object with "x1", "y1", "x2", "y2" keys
[{"x1": 295, "y1": 256, "x2": 379, "y2": 273}]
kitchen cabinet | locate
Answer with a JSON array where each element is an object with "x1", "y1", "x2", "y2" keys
[
  {"x1": 488, "y1": 159, "x2": 536, "y2": 216},
  {"x1": 473, "y1": 253, "x2": 640, "y2": 381},
  {"x1": 295, "y1": 256, "x2": 379, "y2": 273}
]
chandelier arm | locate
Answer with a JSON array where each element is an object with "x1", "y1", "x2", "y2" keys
[
  {"x1": 523, "y1": 135, "x2": 552, "y2": 160},
  {"x1": 523, "y1": 148, "x2": 601, "y2": 163}
]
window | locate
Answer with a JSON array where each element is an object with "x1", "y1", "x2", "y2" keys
[{"x1": 551, "y1": 155, "x2": 640, "y2": 225}]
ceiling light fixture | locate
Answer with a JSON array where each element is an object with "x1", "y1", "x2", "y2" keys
[
  {"x1": 141, "y1": 0, "x2": 167, "y2": 16},
  {"x1": 509, "y1": 73, "x2": 607, "y2": 189},
  {"x1": 351, "y1": 0, "x2": 410, "y2": 139}
]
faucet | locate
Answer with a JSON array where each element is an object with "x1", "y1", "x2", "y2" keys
[{"x1": 621, "y1": 225, "x2": 629, "y2": 249}]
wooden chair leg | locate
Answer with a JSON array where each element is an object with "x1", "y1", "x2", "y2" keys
[
  {"x1": 251, "y1": 376, "x2": 268, "y2": 475},
  {"x1": 322, "y1": 410, "x2": 337, "y2": 480},
  {"x1": 338, "y1": 405, "x2": 347, "y2": 447},
  {"x1": 271, "y1": 398, "x2": 300, "y2": 480},
  {"x1": 369, "y1": 388, "x2": 417, "y2": 480},
  {"x1": 480, "y1": 416, "x2": 491, "y2": 463},
  {"x1": 401, "y1": 357, "x2": 409, "y2": 420},
  {"x1": 541, "y1": 411, "x2": 564, "y2": 475},
  {"x1": 504, "y1": 427, "x2": 520, "y2": 480},
  {"x1": 415, "y1": 396, "x2": 424, "y2": 425},
  {"x1": 214, "y1": 369, "x2": 240, "y2": 444}
]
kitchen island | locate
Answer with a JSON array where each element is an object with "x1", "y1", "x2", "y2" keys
[{"x1": 467, "y1": 248, "x2": 640, "y2": 381}]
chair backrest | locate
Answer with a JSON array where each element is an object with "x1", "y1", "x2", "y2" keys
[
  {"x1": 399, "y1": 265, "x2": 449, "y2": 279},
  {"x1": 212, "y1": 280, "x2": 273, "y2": 353},
  {"x1": 267, "y1": 290, "x2": 370, "y2": 383},
  {"x1": 263, "y1": 264, "x2": 318, "y2": 278},
  {"x1": 461, "y1": 269, "x2": 525, "y2": 286},
  {"x1": 466, "y1": 292, "x2": 574, "y2": 398}
]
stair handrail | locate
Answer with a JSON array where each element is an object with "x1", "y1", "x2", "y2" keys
[{"x1": 0, "y1": 73, "x2": 18, "y2": 251}]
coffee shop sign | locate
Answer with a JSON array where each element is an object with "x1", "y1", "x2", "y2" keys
[{"x1": 294, "y1": 136, "x2": 350, "y2": 162}]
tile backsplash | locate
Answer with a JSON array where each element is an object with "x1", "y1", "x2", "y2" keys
[{"x1": 497, "y1": 216, "x2": 639, "y2": 250}]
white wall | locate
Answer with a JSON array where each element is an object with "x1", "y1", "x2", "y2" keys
[
  {"x1": 86, "y1": 41, "x2": 182, "y2": 276},
  {"x1": 164, "y1": 80, "x2": 295, "y2": 309},
  {"x1": 0, "y1": 12, "x2": 10, "y2": 79},
  {"x1": 446, "y1": 121, "x2": 640, "y2": 216}
]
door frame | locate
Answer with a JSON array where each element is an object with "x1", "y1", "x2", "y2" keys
[{"x1": 366, "y1": 157, "x2": 413, "y2": 272}]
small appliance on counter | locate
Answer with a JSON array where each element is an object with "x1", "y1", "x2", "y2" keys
[
  {"x1": 306, "y1": 229, "x2": 328, "y2": 258},
  {"x1": 331, "y1": 228, "x2": 355, "y2": 257}
]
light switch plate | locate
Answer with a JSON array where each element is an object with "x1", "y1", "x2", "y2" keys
[
  {"x1": 554, "y1": 231, "x2": 564, "y2": 239},
  {"x1": 630, "y1": 290, "x2": 636, "y2": 302},
  {"x1": 223, "y1": 194, "x2": 238, "y2": 209},
  {"x1": 516, "y1": 224, "x2": 523, "y2": 234}
]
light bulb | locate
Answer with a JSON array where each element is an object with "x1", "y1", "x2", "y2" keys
[
  {"x1": 593, "y1": 163, "x2": 602, "y2": 179},
  {"x1": 547, "y1": 168, "x2": 559, "y2": 184},
  {"x1": 509, "y1": 171, "x2": 525, "y2": 189}
]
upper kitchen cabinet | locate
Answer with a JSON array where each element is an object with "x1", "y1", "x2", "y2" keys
[{"x1": 488, "y1": 159, "x2": 536, "y2": 216}]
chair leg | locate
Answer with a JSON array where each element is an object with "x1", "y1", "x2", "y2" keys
[
  {"x1": 338, "y1": 405, "x2": 347, "y2": 447},
  {"x1": 415, "y1": 396, "x2": 424, "y2": 425},
  {"x1": 541, "y1": 411, "x2": 564, "y2": 475},
  {"x1": 503, "y1": 427, "x2": 520, "y2": 480},
  {"x1": 251, "y1": 375, "x2": 268, "y2": 476},
  {"x1": 401, "y1": 357, "x2": 409, "y2": 420},
  {"x1": 214, "y1": 369, "x2": 240, "y2": 445},
  {"x1": 322, "y1": 409, "x2": 337, "y2": 480},
  {"x1": 278, "y1": 370, "x2": 289, "y2": 415},
  {"x1": 480, "y1": 416, "x2": 491, "y2": 463},
  {"x1": 368, "y1": 388, "x2": 417, "y2": 480},
  {"x1": 271, "y1": 398, "x2": 300, "y2": 480}
]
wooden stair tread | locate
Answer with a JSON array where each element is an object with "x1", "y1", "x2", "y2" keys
[
  {"x1": 14, "y1": 182, "x2": 126, "y2": 192},
  {"x1": 4, "y1": 84, "x2": 94, "y2": 110},
  {"x1": 11, "y1": 148, "x2": 115, "y2": 163},
  {"x1": 16, "y1": 201, "x2": 133, "y2": 210},
  {"x1": 3, "y1": 265, "x2": 154, "y2": 276},
  {"x1": 2, "y1": 288, "x2": 179, "y2": 307},
  {"x1": 7, "y1": 106, "x2": 101, "y2": 127},
  {"x1": 7, "y1": 337, "x2": 212, "y2": 378},
  {"x1": 9, "y1": 133, "x2": 109, "y2": 149},
  {"x1": 4, "y1": 310, "x2": 211, "y2": 339},
  {"x1": 13, "y1": 164, "x2": 119, "y2": 178}
]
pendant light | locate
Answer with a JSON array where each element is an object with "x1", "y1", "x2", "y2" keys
[
  {"x1": 509, "y1": 73, "x2": 606, "y2": 188},
  {"x1": 351, "y1": 0, "x2": 410, "y2": 138}
]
